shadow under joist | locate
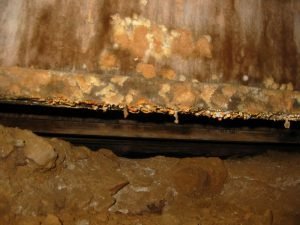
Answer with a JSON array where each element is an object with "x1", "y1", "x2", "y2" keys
[{"x1": 0, "y1": 103, "x2": 299, "y2": 157}]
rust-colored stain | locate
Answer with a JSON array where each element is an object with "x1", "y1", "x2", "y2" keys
[
  {"x1": 160, "y1": 68, "x2": 177, "y2": 80},
  {"x1": 171, "y1": 84, "x2": 196, "y2": 109},
  {"x1": 171, "y1": 29, "x2": 195, "y2": 58},
  {"x1": 195, "y1": 36, "x2": 213, "y2": 59},
  {"x1": 99, "y1": 52, "x2": 120, "y2": 71},
  {"x1": 1, "y1": 0, "x2": 299, "y2": 89},
  {"x1": 136, "y1": 63, "x2": 156, "y2": 79},
  {"x1": 0, "y1": 0, "x2": 300, "y2": 90},
  {"x1": 111, "y1": 14, "x2": 212, "y2": 63},
  {"x1": 113, "y1": 23, "x2": 150, "y2": 59}
]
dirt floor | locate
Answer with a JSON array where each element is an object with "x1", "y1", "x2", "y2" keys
[{"x1": 0, "y1": 124, "x2": 299, "y2": 225}]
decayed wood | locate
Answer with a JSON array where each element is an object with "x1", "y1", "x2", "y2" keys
[
  {"x1": 0, "y1": 1, "x2": 299, "y2": 121},
  {"x1": 0, "y1": 0, "x2": 299, "y2": 91},
  {"x1": 0, "y1": 67, "x2": 300, "y2": 121}
]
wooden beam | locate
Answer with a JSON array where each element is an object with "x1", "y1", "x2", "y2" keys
[{"x1": 0, "y1": 112, "x2": 299, "y2": 145}]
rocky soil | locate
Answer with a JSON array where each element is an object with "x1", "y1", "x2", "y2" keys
[{"x1": 0, "y1": 124, "x2": 299, "y2": 225}]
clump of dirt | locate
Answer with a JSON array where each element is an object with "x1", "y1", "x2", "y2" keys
[{"x1": 0, "y1": 124, "x2": 299, "y2": 225}]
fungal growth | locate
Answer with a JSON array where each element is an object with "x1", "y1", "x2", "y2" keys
[{"x1": 110, "y1": 14, "x2": 213, "y2": 63}]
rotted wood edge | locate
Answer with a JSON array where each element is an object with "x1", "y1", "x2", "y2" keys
[{"x1": 0, "y1": 67, "x2": 300, "y2": 122}]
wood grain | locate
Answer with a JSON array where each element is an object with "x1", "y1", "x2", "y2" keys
[
  {"x1": 0, "y1": 0, "x2": 299, "y2": 90},
  {"x1": 0, "y1": 112, "x2": 299, "y2": 145}
]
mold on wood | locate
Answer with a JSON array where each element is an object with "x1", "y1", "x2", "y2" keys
[
  {"x1": 0, "y1": 0, "x2": 299, "y2": 120},
  {"x1": 0, "y1": 67, "x2": 299, "y2": 121},
  {"x1": 0, "y1": 0, "x2": 299, "y2": 90}
]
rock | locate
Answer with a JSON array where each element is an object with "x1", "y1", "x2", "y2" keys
[
  {"x1": 14, "y1": 139, "x2": 26, "y2": 148},
  {"x1": 109, "y1": 156, "x2": 228, "y2": 215},
  {"x1": 73, "y1": 146, "x2": 90, "y2": 161},
  {"x1": 14, "y1": 148, "x2": 28, "y2": 167},
  {"x1": 0, "y1": 125, "x2": 299, "y2": 224},
  {"x1": 0, "y1": 125, "x2": 14, "y2": 158},
  {"x1": 109, "y1": 181, "x2": 130, "y2": 195},
  {"x1": 169, "y1": 157, "x2": 228, "y2": 197},
  {"x1": 0, "y1": 194, "x2": 10, "y2": 217},
  {"x1": 14, "y1": 129, "x2": 58, "y2": 169},
  {"x1": 47, "y1": 138, "x2": 70, "y2": 166},
  {"x1": 76, "y1": 219, "x2": 89, "y2": 225},
  {"x1": 16, "y1": 216, "x2": 42, "y2": 225},
  {"x1": 42, "y1": 214, "x2": 62, "y2": 225},
  {"x1": 262, "y1": 210, "x2": 273, "y2": 225},
  {"x1": 161, "y1": 214, "x2": 181, "y2": 225},
  {"x1": 54, "y1": 191, "x2": 66, "y2": 210},
  {"x1": 170, "y1": 165, "x2": 208, "y2": 195},
  {"x1": 90, "y1": 212, "x2": 109, "y2": 224},
  {"x1": 0, "y1": 142, "x2": 14, "y2": 158},
  {"x1": 99, "y1": 148, "x2": 119, "y2": 161}
]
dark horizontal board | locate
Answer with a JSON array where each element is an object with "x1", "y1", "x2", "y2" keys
[
  {"x1": 53, "y1": 136, "x2": 300, "y2": 158},
  {"x1": 0, "y1": 112, "x2": 299, "y2": 145}
]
